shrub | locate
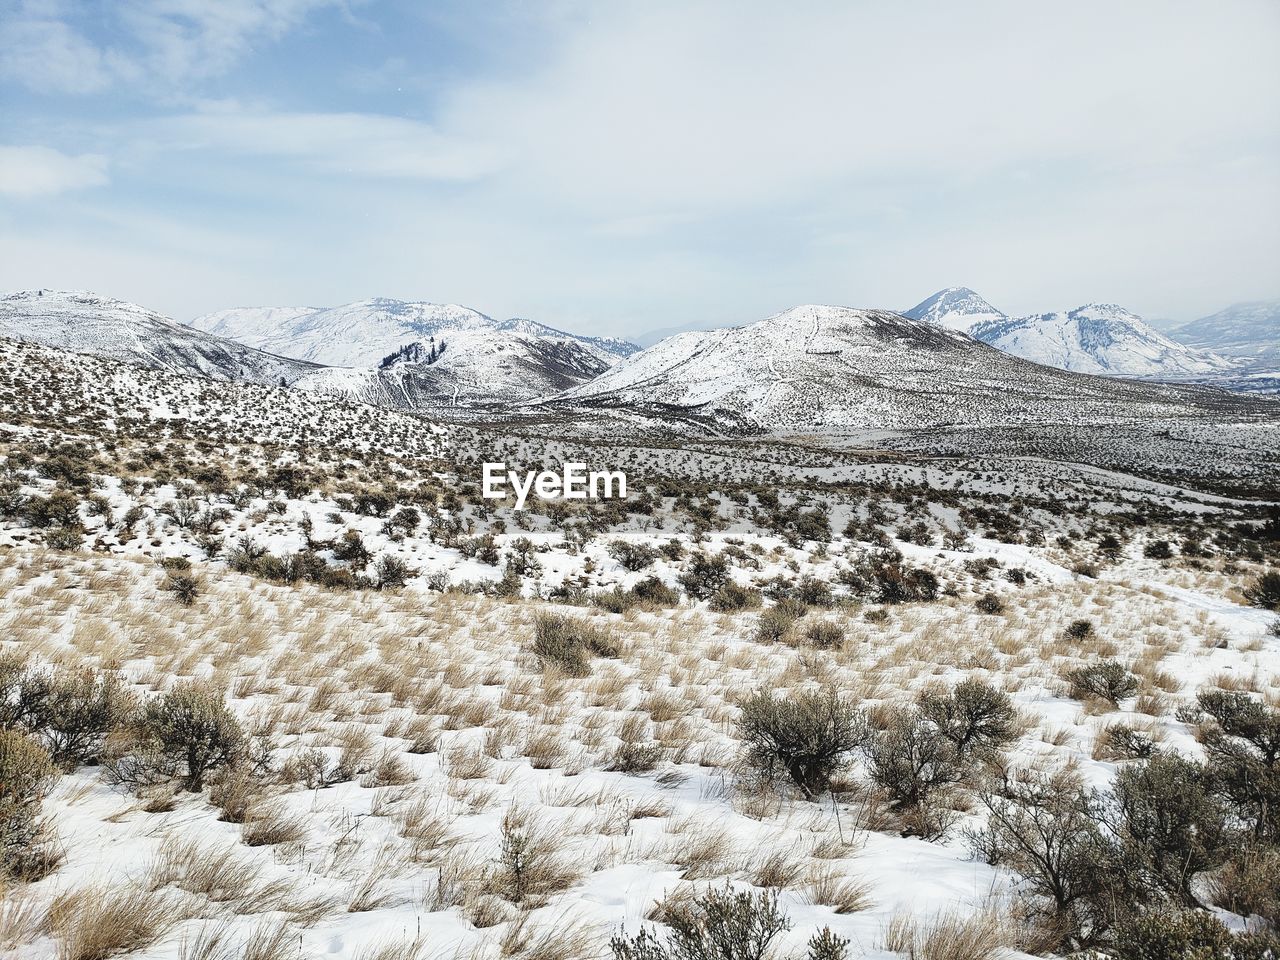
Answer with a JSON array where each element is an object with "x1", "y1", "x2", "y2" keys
[
  {"x1": 678, "y1": 553, "x2": 731, "y2": 601},
  {"x1": 1180, "y1": 690, "x2": 1280, "y2": 842},
  {"x1": 374, "y1": 555, "x2": 414, "y2": 590},
  {"x1": 1143, "y1": 540, "x2": 1174, "y2": 560},
  {"x1": 128, "y1": 684, "x2": 246, "y2": 791},
  {"x1": 708, "y1": 581, "x2": 761, "y2": 613},
  {"x1": 752, "y1": 606, "x2": 796, "y2": 644},
  {"x1": 1111, "y1": 909, "x2": 1235, "y2": 960},
  {"x1": 737, "y1": 689, "x2": 866, "y2": 799},
  {"x1": 1209, "y1": 844, "x2": 1280, "y2": 929},
  {"x1": 968, "y1": 768, "x2": 1119, "y2": 952},
  {"x1": 1110, "y1": 755, "x2": 1231, "y2": 906},
  {"x1": 1243, "y1": 571, "x2": 1280, "y2": 611},
  {"x1": 163, "y1": 572, "x2": 200, "y2": 605},
  {"x1": 631, "y1": 576, "x2": 681, "y2": 607},
  {"x1": 866, "y1": 710, "x2": 964, "y2": 839},
  {"x1": 0, "y1": 729, "x2": 57, "y2": 878},
  {"x1": 610, "y1": 886, "x2": 790, "y2": 960},
  {"x1": 974, "y1": 593, "x2": 1004, "y2": 615},
  {"x1": 36, "y1": 670, "x2": 136, "y2": 768},
  {"x1": 43, "y1": 526, "x2": 83, "y2": 550},
  {"x1": 1065, "y1": 619, "x2": 1095, "y2": 641},
  {"x1": 800, "y1": 620, "x2": 845, "y2": 649},
  {"x1": 917, "y1": 679, "x2": 1018, "y2": 761},
  {"x1": 532, "y1": 613, "x2": 618, "y2": 677},
  {"x1": 1067, "y1": 660, "x2": 1138, "y2": 705},
  {"x1": 609, "y1": 541, "x2": 658, "y2": 572}
]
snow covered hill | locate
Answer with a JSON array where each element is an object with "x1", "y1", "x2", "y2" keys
[
  {"x1": 902, "y1": 286, "x2": 1007, "y2": 333},
  {"x1": 547, "y1": 304, "x2": 1255, "y2": 435},
  {"x1": 190, "y1": 298, "x2": 639, "y2": 369},
  {"x1": 293, "y1": 325, "x2": 612, "y2": 407},
  {"x1": 0, "y1": 290, "x2": 320, "y2": 385},
  {"x1": 1170, "y1": 299, "x2": 1280, "y2": 367},
  {"x1": 906, "y1": 289, "x2": 1235, "y2": 378},
  {"x1": 969, "y1": 303, "x2": 1237, "y2": 377}
]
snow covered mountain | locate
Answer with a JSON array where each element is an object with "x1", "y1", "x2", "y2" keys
[
  {"x1": 190, "y1": 298, "x2": 639, "y2": 369},
  {"x1": 0, "y1": 290, "x2": 319, "y2": 385},
  {"x1": 906, "y1": 289, "x2": 1234, "y2": 377},
  {"x1": 547, "y1": 304, "x2": 1247, "y2": 435},
  {"x1": 902, "y1": 286, "x2": 1007, "y2": 333},
  {"x1": 292, "y1": 325, "x2": 612, "y2": 407},
  {"x1": 969, "y1": 304, "x2": 1237, "y2": 377},
  {"x1": 1169, "y1": 299, "x2": 1280, "y2": 367}
]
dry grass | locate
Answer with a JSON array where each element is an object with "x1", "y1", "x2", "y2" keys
[
  {"x1": 882, "y1": 905, "x2": 1009, "y2": 960},
  {"x1": 44, "y1": 884, "x2": 185, "y2": 960}
]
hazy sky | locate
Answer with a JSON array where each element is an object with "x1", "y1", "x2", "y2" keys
[{"x1": 1, "y1": 0, "x2": 1277, "y2": 338}]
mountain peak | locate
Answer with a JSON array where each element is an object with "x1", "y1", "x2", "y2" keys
[{"x1": 903, "y1": 288, "x2": 1006, "y2": 333}]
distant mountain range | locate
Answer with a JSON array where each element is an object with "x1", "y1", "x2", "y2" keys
[
  {"x1": 903, "y1": 287, "x2": 1237, "y2": 377},
  {"x1": 547, "y1": 303, "x2": 1258, "y2": 435},
  {"x1": 0, "y1": 290, "x2": 320, "y2": 386},
  {"x1": 0, "y1": 288, "x2": 1274, "y2": 433},
  {"x1": 191, "y1": 298, "x2": 639, "y2": 369}
]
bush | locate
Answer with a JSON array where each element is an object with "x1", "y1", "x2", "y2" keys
[
  {"x1": 128, "y1": 684, "x2": 246, "y2": 791},
  {"x1": 610, "y1": 886, "x2": 790, "y2": 960},
  {"x1": 1209, "y1": 844, "x2": 1280, "y2": 929},
  {"x1": 968, "y1": 768, "x2": 1119, "y2": 952},
  {"x1": 1243, "y1": 571, "x2": 1280, "y2": 611},
  {"x1": 162, "y1": 572, "x2": 200, "y2": 605},
  {"x1": 708, "y1": 581, "x2": 761, "y2": 613},
  {"x1": 1182, "y1": 690, "x2": 1280, "y2": 842},
  {"x1": 737, "y1": 689, "x2": 866, "y2": 799},
  {"x1": 374, "y1": 554, "x2": 414, "y2": 590},
  {"x1": 753, "y1": 606, "x2": 797, "y2": 644},
  {"x1": 917, "y1": 679, "x2": 1018, "y2": 761},
  {"x1": 631, "y1": 576, "x2": 680, "y2": 607},
  {"x1": 678, "y1": 553, "x2": 731, "y2": 601},
  {"x1": 532, "y1": 613, "x2": 618, "y2": 677},
  {"x1": 609, "y1": 541, "x2": 658, "y2": 572},
  {"x1": 0, "y1": 729, "x2": 57, "y2": 878},
  {"x1": 974, "y1": 593, "x2": 1004, "y2": 615},
  {"x1": 1065, "y1": 619, "x2": 1095, "y2": 641},
  {"x1": 1112, "y1": 909, "x2": 1239, "y2": 960},
  {"x1": 865, "y1": 709, "x2": 964, "y2": 839},
  {"x1": 800, "y1": 620, "x2": 845, "y2": 649},
  {"x1": 1143, "y1": 540, "x2": 1175, "y2": 560},
  {"x1": 1067, "y1": 660, "x2": 1138, "y2": 705},
  {"x1": 1110, "y1": 755, "x2": 1231, "y2": 906}
]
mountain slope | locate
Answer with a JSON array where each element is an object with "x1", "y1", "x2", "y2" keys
[
  {"x1": 190, "y1": 298, "x2": 639, "y2": 368},
  {"x1": 903, "y1": 286, "x2": 1007, "y2": 333},
  {"x1": 548, "y1": 304, "x2": 1261, "y2": 435},
  {"x1": 907, "y1": 289, "x2": 1235, "y2": 377},
  {"x1": 1169, "y1": 300, "x2": 1280, "y2": 366},
  {"x1": 293, "y1": 326, "x2": 611, "y2": 407},
  {"x1": 0, "y1": 290, "x2": 319, "y2": 385},
  {"x1": 969, "y1": 304, "x2": 1236, "y2": 377}
]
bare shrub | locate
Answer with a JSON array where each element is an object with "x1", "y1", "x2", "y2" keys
[
  {"x1": 0, "y1": 729, "x2": 58, "y2": 879},
  {"x1": 737, "y1": 688, "x2": 866, "y2": 799},
  {"x1": 1066, "y1": 660, "x2": 1138, "y2": 705},
  {"x1": 533, "y1": 613, "x2": 618, "y2": 677}
]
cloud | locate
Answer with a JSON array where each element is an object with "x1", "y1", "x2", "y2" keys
[
  {"x1": 0, "y1": 145, "x2": 108, "y2": 197},
  {"x1": 440, "y1": 1, "x2": 1280, "y2": 218},
  {"x1": 0, "y1": 0, "x2": 339, "y2": 93},
  {"x1": 154, "y1": 108, "x2": 499, "y2": 181}
]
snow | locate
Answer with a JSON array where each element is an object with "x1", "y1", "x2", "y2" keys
[{"x1": 190, "y1": 298, "x2": 640, "y2": 369}]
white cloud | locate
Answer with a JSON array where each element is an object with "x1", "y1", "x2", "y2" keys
[
  {"x1": 0, "y1": 0, "x2": 339, "y2": 93},
  {"x1": 0, "y1": 146, "x2": 108, "y2": 197},
  {"x1": 154, "y1": 108, "x2": 499, "y2": 181},
  {"x1": 440, "y1": 1, "x2": 1280, "y2": 217}
]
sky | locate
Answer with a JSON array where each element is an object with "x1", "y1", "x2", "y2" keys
[{"x1": 1, "y1": 0, "x2": 1277, "y2": 340}]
